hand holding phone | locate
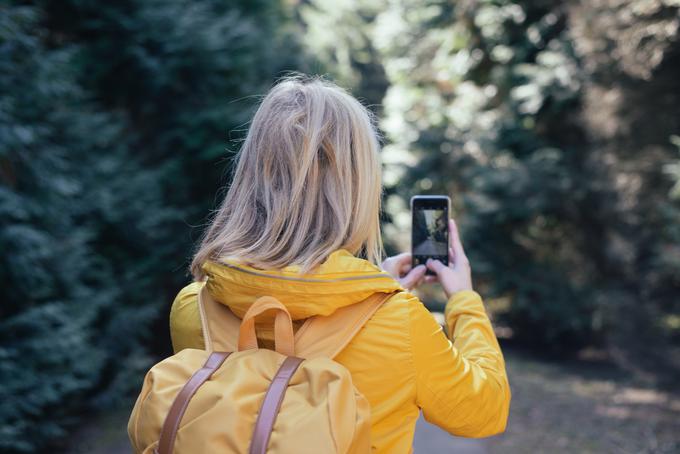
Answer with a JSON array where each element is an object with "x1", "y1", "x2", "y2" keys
[
  {"x1": 380, "y1": 252, "x2": 427, "y2": 290},
  {"x1": 425, "y1": 218, "x2": 473, "y2": 298},
  {"x1": 381, "y1": 196, "x2": 473, "y2": 296}
]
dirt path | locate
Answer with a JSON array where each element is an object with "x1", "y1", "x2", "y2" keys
[
  {"x1": 68, "y1": 349, "x2": 680, "y2": 453},
  {"x1": 414, "y1": 417, "x2": 487, "y2": 453},
  {"x1": 70, "y1": 408, "x2": 483, "y2": 453},
  {"x1": 487, "y1": 348, "x2": 680, "y2": 453}
]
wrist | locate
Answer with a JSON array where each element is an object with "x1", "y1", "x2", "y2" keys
[
  {"x1": 444, "y1": 287, "x2": 475, "y2": 301},
  {"x1": 444, "y1": 284, "x2": 474, "y2": 299}
]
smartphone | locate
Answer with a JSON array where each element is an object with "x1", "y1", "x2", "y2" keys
[{"x1": 411, "y1": 195, "x2": 450, "y2": 275}]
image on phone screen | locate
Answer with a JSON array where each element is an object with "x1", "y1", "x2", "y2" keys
[
  {"x1": 413, "y1": 209, "x2": 448, "y2": 256},
  {"x1": 412, "y1": 196, "x2": 450, "y2": 273}
]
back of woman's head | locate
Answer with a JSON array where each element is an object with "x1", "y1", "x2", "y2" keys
[{"x1": 190, "y1": 73, "x2": 384, "y2": 280}]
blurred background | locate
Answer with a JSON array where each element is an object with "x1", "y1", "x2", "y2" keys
[{"x1": 1, "y1": 0, "x2": 679, "y2": 453}]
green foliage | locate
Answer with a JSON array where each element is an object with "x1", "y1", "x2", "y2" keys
[
  {"x1": 1, "y1": 1, "x2": 308, "y2": 452},
  {"x1": 3, "y1": 0, "x2": 680, "y2": 450},
  {"x1": 298, "y1": 0, "x2": 390, "y2": 115},
  {"x1": 658, "y1": 136, "x2": 680, "y2": 345},
  {"x1": 0, "y1": 5, "x2": 169, "y2": 452},
  {"x1": 370, "y1": 0, "x2": 597, "y2": 350},
  {"x1": 292, "y1": 0, "x2": 680, "y2": 368},
  {"x1": 326, "y1": 0, "x2": 680, "y2": 365}
]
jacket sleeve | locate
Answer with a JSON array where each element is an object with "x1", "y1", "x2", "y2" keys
[
  {"x1": 408, "y1": 289, "x2": 511, "y2": 437},
  {"x1": 168, "y1": 282, "x2": 205, "y2": 353}
]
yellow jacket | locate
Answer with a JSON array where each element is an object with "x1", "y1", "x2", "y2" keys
[{"x1": 169, "y1": 249, "x2": 510, "y2": 453}]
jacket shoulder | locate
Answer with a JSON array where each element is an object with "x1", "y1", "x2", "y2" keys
[
  {"x1": 361, "y1": 290, "x2": 422, "y2": 339},
  {"x1": 175, "y1": 281, "x2": 203, "y2": 301},
  {"x1": 379, "y1": 289, "x2": 421, "y2": 311},
  {"x1": 169, "y1": 281, "x2": 205, "y2": 352}
]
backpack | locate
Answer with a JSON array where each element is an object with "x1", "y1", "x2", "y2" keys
[{"x1": 127, "y1": 280, "x2": 397, "y2": 454}]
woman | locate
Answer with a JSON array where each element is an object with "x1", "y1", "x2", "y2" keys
[{"x1": 169, "y1": 74, "x2": 510, "y2": 453}]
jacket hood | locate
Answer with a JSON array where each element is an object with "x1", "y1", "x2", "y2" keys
[{"x1": 202, "y1": 249, "x2": 403, "y2": 321}]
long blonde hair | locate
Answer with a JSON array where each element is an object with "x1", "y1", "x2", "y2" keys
[{"x1": 190, "y1": 73, "x2": 384, "y2": 280}]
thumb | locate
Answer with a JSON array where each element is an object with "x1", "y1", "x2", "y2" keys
[
  {"x1": 426, "y1": 258, "x2": 447, "y2": 276},
  {"x1": 400, "y1": 264, "x2": 426, "y2": 289}
]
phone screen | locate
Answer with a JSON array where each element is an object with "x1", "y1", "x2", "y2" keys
[{"x1": 411, "y1": 196, "x2": 449, "y2": 275}]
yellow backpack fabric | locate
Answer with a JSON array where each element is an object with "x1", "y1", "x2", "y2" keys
[{"x1": 128, "y1": 281, "x2": 396, "y2": 454}]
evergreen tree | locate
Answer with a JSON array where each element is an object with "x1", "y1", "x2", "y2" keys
[
  {"x1": 370, "y1": 0, "x2": 680, "y2": 372},
  {"x1": 0, "y1": 4, "x2": 166, "y2": 451},
  {"x1": 1, "y1": 1, "x2": 310, "y2": 451},
  {"x1": 299, "y1": 0, "x2": 680, "y2": 372}
]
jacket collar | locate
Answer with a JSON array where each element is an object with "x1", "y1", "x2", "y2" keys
[{"x1": 201, "y1": 249, "x2": 403, "y2": 320}]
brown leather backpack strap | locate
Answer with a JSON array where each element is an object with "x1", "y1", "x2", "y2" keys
[
  {"x1": 155, "y1": 351, "x2": 232, "y2": 454},
  {"x1": 249, "y1": 356, "x2": 304, "y2": 454}
]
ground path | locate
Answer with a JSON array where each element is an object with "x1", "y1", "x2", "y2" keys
[
  {"x1": 67, "y1": 348, "x2": 680, "y2": 453},
  {"x1": 70, "y1": 409, "x2": 484, "y2": 453},
  {"x1": 415, "y1": 417, "x2": 487, "y2": 453}
]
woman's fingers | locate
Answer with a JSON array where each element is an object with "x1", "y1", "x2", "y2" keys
[
  {"x1": 423, "y1": 275, "x2": 438, "y2": 284},
  {"x1": 415, "y1": 275, "x2": 425, "y2": 288},
  {"x1": 426, "y1": 258, "x2": 447, "y2": 276},
  {"x1": 399, "y1": 261, "x2": 413, "y2": 275},
  {"x1": 399, "y1": 264, "x2": 426, "y2": 289},
  {"x1": 449, "y1": 218, "x2": 469, "y2": 267},
  {"x1": 391, "y1": 252, "x2": 412, "y2": 273},
  {"x1": 448, "y1": 219, "x2": 458, "y2": 268},
  {"x1": 385, "y1": 243, "x2": 468, "y2": 291},
  {"x1": 382, "y1": 252, "x2": 415, "y2": 280}
]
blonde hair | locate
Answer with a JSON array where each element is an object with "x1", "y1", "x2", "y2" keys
[{"x1": 190, "y1": 73, "x2": 384, "y2": 280}]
